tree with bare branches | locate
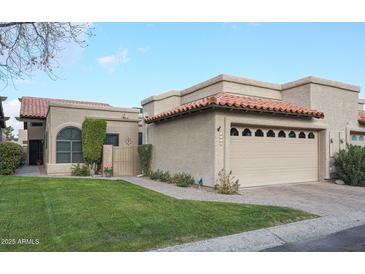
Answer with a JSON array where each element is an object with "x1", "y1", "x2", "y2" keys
[{"x1": 0, "y1": 22, "x2": 92, "y2": 85}]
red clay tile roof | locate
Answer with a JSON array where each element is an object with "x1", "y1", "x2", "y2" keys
[
  {"x1": 359, "y1": 111, "x2": 365, "y2": 125},
  {"x1": 20, "y1": 96, "x2": 110, "y2": 119},
  {"x1": 145, "y1": 92, "x2": 324, "y2": 123}
]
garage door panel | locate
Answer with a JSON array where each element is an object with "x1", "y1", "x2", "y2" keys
[{"x1": 229, "y1": 129, "x2": 318, "y2": 187}]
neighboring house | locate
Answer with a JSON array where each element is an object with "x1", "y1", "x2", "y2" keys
[
  {"x1": 17, "y1": 96, "x2": 139, "y2": 175},
  {"x1": 142, "y1": 74, "x2": 365, "y2": 188},
  {"x1": 0, "y1": 96, "x2": 9, "y2": 142}
]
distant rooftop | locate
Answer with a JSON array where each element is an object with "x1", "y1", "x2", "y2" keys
[{"x1": 19, "y1": 96, "x2": 111, "y2": 119}]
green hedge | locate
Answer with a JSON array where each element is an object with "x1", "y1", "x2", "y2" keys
[
  {"x1": 0, "y1": 142, "x2": 25, "y2": 175},
  {"x1": 334, "y1": 144, "x2": 365, "y2": 187},
  {"x1": 138, "y1": 144, "x2": 152, "y2": 175},
  {"x1": 82, "y1": 118, "x2": 107, "y2": 165}
]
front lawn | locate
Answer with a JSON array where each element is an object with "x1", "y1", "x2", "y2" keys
[{"x1": 0, "y1": 176, "x2": 315, "y2": 251}]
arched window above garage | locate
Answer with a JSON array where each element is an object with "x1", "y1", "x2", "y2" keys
[
  {"x1": 299, "y1": 132, "x2": 306, "y2": 139},
  {"x1": 289, "y1": 131, "x2": 296, "y2": 138},
  {"x1": 230, "y1": 128, "x2": 239, "y2": 136},
  {"x1": 266, "y1": 130, "x2": 275, "y2": 138},
  {"x1": 278, "y1": 130, "x2": 286, "y2": 138},
  {"x1": 242, "y1": 128, "x2": 252, "y2": 136},
  {"x1": 255, "y1": 129, "x2": 264, "y2": 137},
  {"x1": 308, "y1": 132, "x2": 315, "y2": 139}
]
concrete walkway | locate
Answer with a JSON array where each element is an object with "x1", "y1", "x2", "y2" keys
[
  {"x1": 122, "y1": 176, "x2": 365, "y2": 251},
  {"x1": 15, "y1": 165, "x2": 42, "y2": 176}
]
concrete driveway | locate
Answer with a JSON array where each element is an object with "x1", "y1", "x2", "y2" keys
[
  {"x1": 123, "y1": 177, "x2": 365, "y2": 217},
  {"x1": 239, "y1": 182, "x2": 365, "y2": 216},
  {"x1": 122, "y1": 177, "x2": 365, "y2": 251}
]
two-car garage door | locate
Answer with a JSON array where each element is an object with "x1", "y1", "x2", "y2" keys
[{"x1": 230, "y1": 127, "x2": 318, "y2": 187}]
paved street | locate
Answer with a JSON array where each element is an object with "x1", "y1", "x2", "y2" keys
[{"x1": 264, "y1": 224, "x2": 365, "y2": 251}]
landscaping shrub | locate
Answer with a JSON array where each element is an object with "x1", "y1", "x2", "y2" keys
[
  {"x1": 214, "y1": 169, "x2": 240, "y2": 194},
  {"x1": 334, "y1": 144, "x2": 365, "y2": 187},
  {"x1": 138, "y1": 144, "x2": 152, "y2": 175},
  {"x1": 170, "y1": 172, "x2": 195, "y2": 187},
  {"x1": 159, "y1": 170, "x2": 171, "y2": 182},
  {"x1": 71, "y1": 164, "x2": 90, "y2": 176},
  {"x1": 0, "y1": 142, "x2": 25, "y2": 175},
  {"x1": 82, "y1": 118, "x2": 107, "y2": 170},
  {"x1": 148, "y1": 169, "x2": 171, "y2": 182},
  {"x1": 149, "y1": 169, "x2": 162, "y2": 180}
]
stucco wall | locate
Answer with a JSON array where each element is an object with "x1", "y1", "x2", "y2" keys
[
  {"x1": 45, "y1": 105, "x2": 139, "y2": 175},
  {"x1": 181, "y1": 82, "x2": 224, "y2": 104},
  {"x1": 147, "y1": 111, "x2": 216, "y2": 186},
  {"x1": 180, "y1": 81, "x2": 281, "y2": 104},
  {"x1": 281, "y1": 84, "x2": 312, "y2": 108}
]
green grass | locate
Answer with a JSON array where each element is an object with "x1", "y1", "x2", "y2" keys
[{"x1": 0, "y1": 176, "x2": 315, "y2": 251}]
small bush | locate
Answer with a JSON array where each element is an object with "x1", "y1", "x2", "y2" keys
[
  {"x1": 138, "y1": 144, "x2": 152, "y2": 175},
  {"x1": 214, "y1": 169, "x2": 240, "y2": 194},
  {"x1": 334, "y1": 144, "x2": 365, "y2": 187},
  {"x1": 149, "y1": 169, "x2": 162, "y2": 180},
  {"x1": 159, "y1": 170, "x2": 171, "y2": 182},
  {"x1": 170, "y1": 172, "x2": 195, "y2": 187},
  {"x1": 71, "y1": 164, "x2": 90, "y2": 176},
  {"x1": 0, "y1": 142, "x2": 25, "y2": 175},
  {"x1": 148, "y1": 169, "x2": 171, "y2": 182}
]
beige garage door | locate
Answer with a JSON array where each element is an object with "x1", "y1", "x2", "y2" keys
[{"x1": 230, "y1": 127, "x2": 318, "y2": 187}]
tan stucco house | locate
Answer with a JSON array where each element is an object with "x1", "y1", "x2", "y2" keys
[
  {"x1": 142, "y1": 74, "x2": 365, "y2": 188},
  {"x1": 0, "y1": 96, "x2": 9, "y2": 142},
  {"x1": 17, "y1": 96, "x2": 140, "y2": 175}
]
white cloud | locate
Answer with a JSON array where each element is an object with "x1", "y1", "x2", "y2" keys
[
  {"x1": 97, "y1": 49, "x2": 130, "y2": 73},
  {"x1": 3, "y1": 99, "x2": 22, "y2": 137},
  {"x1": 137, "y1": 46, "x2": 150, "y2": 53}
]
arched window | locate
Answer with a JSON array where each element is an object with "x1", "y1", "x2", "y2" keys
[
  {"x1": 308, "y1": 132, "x2": 315, "y2": 139},
  {"x1": 255, "y1": 129, "x2": 264, "y2": 137},
  {"x1": 299, "y1": 132, "x2": 306, "y2": 139},
  {"x1": 289, "y1": 131, "x2": 296, "y2": 138},
  {"x1": 56, "y1": 127, "x2": 83, "y2": 163},
  {"x1": 230, "y1": 128, "x2": 239, "y2": 136},
  {"x1": 242, "y1": 128, "x2": 252, "y2": 137},
  {"x1": 278, "y1": 130, "x2": 286, "y2": 138},
  {"x1": 266, "y1": 129, "x2": 275, "y2": 138}
]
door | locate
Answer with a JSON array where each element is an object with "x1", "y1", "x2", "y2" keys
[
  {"x1": 229, "y1": 127, "x2": 318, "y2": 187},
  {"x1": 29, "y1": 140, "x2": 43, "y2": 165}
]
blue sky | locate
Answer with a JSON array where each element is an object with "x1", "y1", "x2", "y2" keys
[{"x1": 3, "y1": 22, "x2": 365, "y2": 133}]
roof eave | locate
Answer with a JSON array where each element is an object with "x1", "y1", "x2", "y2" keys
[{"x1": 145, "y1": 105, "x2": 323, "y2": 124}]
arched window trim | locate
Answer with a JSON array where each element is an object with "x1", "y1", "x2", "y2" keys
[
  {"x1": 278, "y1": 130, "x2": 286, "y2": 138},
  {"x1": 230, "y1": 127, "x2": 239, "y2": 136},
  {"x1": 242, "y1": 128, "x2": 252, "y2": 137},
  {"x1": 56, "y1": 127, "x2": 83, "y2": 163},
  {"x1": 308, "y1": 132, "x2": 315, "y2": 139},
  {"x1": 299, "y1": 132, "x2": 306, "y2": 139},
  {"x1": 288, "y1": 130, "x2": 296, "y2": 138},
  {"x1": 266, "y1": 129, "x2": 275, "y2": 138},
  {"x1": 255, "y1": 129, "x2": 264, "y2": 137}
]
